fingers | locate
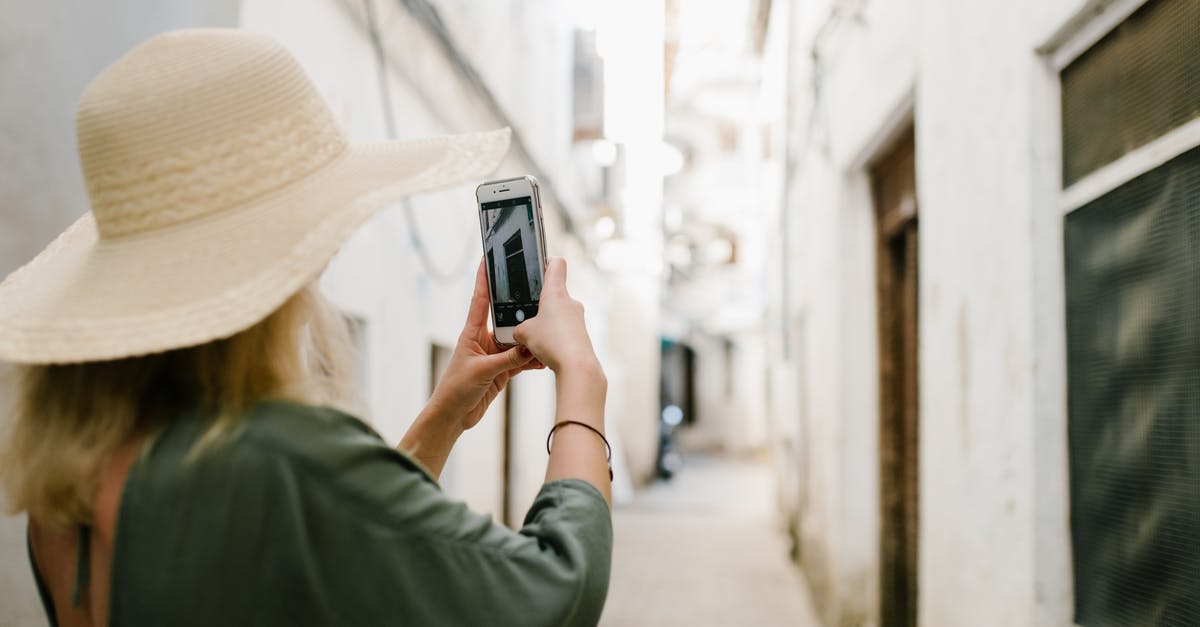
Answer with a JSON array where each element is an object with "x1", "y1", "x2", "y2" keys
[
  {"x1": 464, "y1": 258, "x2": 491, "y2": 331},
  {"x1": 504, "y1": 358, "x2": 546, "y2": 382},
  {"x1": 542, "y1": 257, "x2": 567, "y2": 295},
  {"x1": 528, "y1": 358, "x2": 546, "y2": 370},
  {"x1": 477, "y1": 345, "x2": 535, "y2": 378}
]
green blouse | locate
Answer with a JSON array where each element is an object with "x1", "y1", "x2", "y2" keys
[{"x1": 30, "y1": 400, "x2": 612, "y2": 626}]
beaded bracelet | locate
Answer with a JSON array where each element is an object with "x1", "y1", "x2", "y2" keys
[{"x1": 546, "y1": 420, "x2": 614, "y2": 482}]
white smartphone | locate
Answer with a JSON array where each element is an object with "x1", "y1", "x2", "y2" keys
[{"x1": 476, "y1": 175, "x2": 548, "y2": 346}]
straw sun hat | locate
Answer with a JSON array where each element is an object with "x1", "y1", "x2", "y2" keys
[{"x1": 0, "y1": 29, "x2": 510, "y2": 364}]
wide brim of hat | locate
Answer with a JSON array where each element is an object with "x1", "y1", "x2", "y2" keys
[{"x1": 0, "y1": 128, "x2": 510, "y2": 364}]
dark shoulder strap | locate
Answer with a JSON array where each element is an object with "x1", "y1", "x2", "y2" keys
[{"x1": 71, "y1": 524, "x2": 90, "y2": 608}]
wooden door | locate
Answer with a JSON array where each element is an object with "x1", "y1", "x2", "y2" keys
[
  {"x1": 872, "y1": 129, "x2": 919, "y2": 627},
  {"x1": 503, "y1": 231, "x2": 530, "y2": 302}
]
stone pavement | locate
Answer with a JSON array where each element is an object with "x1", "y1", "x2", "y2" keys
[{"x1": 599, "y1": 455, "x2": 821, "y2": 627}]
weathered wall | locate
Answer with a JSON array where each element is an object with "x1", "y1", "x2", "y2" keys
[
  {"x1": 237, "y1": 0, "x2": 610, "y2": 522},
  {"x1": 240, "y1": 0, "x2": 664, "y2": 514},
  {"x1": 769, "y1": 0, "x2": 1086, "y2": 624},
  {"x1": 772, "y1": 1, "x2": 914, "y2": 622},
  {"x1": 916, "y1": 0, "x2": 1081, "y2": 623}
]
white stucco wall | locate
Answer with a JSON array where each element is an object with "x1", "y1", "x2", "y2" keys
[
  {"x1": 238, "y1": 0, "x2": 561, "y2": 521},
  {"x1": 772, "y1": 1, "x2": 914, "y2": 622},
  {"x1": 239, "y1": 0, "x2": 663, "y2": 518},
  {"x1": 770, "y1": 0, "x2": 1088, "y2": 624},
  {"x1": 917, "y1": 1, "x2": 1082, "y2": 624}
]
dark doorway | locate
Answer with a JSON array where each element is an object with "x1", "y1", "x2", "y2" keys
[
  {"x1": 660, "y1": 340, "x2": 697, "y2": 426},
  {"x1": 657, "y1": 340, "x2": 696, "y2": 478},
  {"x1": 433, "y1": 342, "x2": 514, "y2": 527},
  {"x1": 872, "y1": 128, "x2": 919, "y2": 627},
  {"x1": 502, "y1": 382, "x2": 515, "y2": 528},
  {"x1": 504, "y1": 231, "x2": 530, "y2": 302}
]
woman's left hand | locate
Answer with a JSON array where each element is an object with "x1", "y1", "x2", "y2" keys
[{"x1": 425, "y1": 259, "x2": 544, "y2": 432}]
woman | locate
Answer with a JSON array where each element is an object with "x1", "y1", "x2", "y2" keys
[{"x1": 0, "y1": 29, "x2": 612, "y2": 626}]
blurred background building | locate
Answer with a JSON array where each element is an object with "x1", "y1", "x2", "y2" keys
[{"x1": 0, "y1": 0, "x2": 1196, "y2": 625}]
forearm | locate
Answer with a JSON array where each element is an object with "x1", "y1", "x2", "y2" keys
[
  {"x1": 398, "y1": 405, "x2": 464, "y2": 480},
  {"x1": 545, "y1": 360, "x2": 611, "y2": 506}
]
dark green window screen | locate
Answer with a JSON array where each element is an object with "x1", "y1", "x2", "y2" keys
[
  {"x1": 1060, "y1": 0, "x2": 1200, "y2": 187},
  {"x1": 1065, "y1": 145, "x2": 1200, "y2": 626}
]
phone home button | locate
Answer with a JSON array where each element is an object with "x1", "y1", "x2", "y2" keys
[{"x1": 515, "y1": 310, "x2": 525, "y2": 323}]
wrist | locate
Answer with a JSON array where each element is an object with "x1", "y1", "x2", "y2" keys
[
  {"x1": 555, "y1": 354, "x2": 605, "y2": 383},
  {"x1": 554, "y1": 360, "x2": 607, "y2": 421},
  {"x1": 399, "y1": 403, "x2": 465, "y2": 481},
  {"x1": 556, "y1": 361, "x2": 606, "y2": 398},
  {"x1": 414, "y1": 399, "x2": 468, "y2": 436}
]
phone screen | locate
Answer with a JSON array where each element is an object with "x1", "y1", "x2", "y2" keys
[{"x1": 480, "y1": 195, "x2": 543, "y2": 327}]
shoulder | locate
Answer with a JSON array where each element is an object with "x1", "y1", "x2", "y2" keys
[
  {"x1": 231, "y1": 399, "x2": 439, "y2": 489},
  {"x1": 239, "y1": 399, "x2": 384, "y2": 450},
  {"x1": 132, "y1": 400, "x2": 438, "y2": 519},
  {"x1": 111, "y1": 403, "x2": 442, "y2": 623}
]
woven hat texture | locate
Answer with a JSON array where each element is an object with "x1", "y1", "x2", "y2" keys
[{"x1": 0, "y1": 29, "x2": 510, "y2": 364}]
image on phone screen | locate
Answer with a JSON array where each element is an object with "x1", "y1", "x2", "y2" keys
[{"x1": 480, "y1": 196, "x2": 542, "y2": 327}]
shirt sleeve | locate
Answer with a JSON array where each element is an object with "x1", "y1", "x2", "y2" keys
[
  {"x1": 387, "y1": 477, "x2": 613, "y2": 627},
  {"x1": 241, "y1": 404, "x2": 614, "y2": 627}
]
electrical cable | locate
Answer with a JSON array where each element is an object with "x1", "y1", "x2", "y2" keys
[
  {"x1": 363, "y1": 0, "x2": 475, "y2": 284},
  {"x1": 390, "y1": 0, "x2": 584, "y2": 242}
]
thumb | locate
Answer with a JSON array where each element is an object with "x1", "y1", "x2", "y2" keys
[
  {"x1": 513, "y1": 320, "x2": 533, "y2": 346},
  {"x1": 543, "y1": 257, "x2": 567, "y2": 294},
  {"x1": 478, "y1": 346, "x2": 532, "y2": 378}
]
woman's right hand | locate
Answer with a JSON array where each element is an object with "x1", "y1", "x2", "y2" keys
[
  {"x1": 513, "y1": 257, "x2": 602, "y2": 377},
  {"x1": 519, "y1": 257, "x2": 611, "y2": 503}
]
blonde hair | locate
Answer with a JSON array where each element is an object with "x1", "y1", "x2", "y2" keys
[{"x1": 0, "y1": 284, "x2": 354, "y2": 528}]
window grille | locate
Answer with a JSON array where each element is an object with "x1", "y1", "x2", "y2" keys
[
  {"x1": 1063, "y1": 2, "x2": 1200, "y2": 624},
  {"x1": 1065, "y1": 146, "x2": 1200, "y2": 626},
  {"x1": 1060, "y1": 0, "x2": 1200, "y2": 186}
]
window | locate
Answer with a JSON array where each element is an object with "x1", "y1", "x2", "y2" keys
[
  {"x1": 572, "y1": 29, "x2": 604, "y2": 142},
  {"x1": 1061, "y1": 1, "x2": 1200, "y2": 624},
  {"x1": 1060, "y1": 0, "x2": 1200, "y2": 186},
  {"x1": 503, "y1": 231, "x2": 529, "y2": 301}
]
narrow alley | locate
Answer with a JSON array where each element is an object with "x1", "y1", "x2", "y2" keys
[
  {"x1": 601, "y1": 455, "x2": 820, "y2": 627},
  {"x1": 1, "y1": 0, "x2": 1198, "y2": 625}
]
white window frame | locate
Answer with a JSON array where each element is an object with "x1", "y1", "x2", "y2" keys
[
  {"x1": 1032, "y1": 1, "x2": 1199, "y2": 625},
  {"x1": 1038, "y1": 0, "x2": 1200, "y2": 214},
  {"x1": 1059, "y1": 117, "x2": 1200, "y2": 214}
]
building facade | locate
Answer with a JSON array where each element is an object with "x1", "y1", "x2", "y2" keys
[{"x1": 767, "y1": 0, "x2": 1199, "y2": 625}]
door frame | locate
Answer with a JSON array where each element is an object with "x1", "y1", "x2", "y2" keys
[{"x1": 869, "y1": 126, "x2": 920, "y2": 627}]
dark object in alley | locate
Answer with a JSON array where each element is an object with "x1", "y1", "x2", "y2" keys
[
  {"x1": 658, "y1": 339, "x2": 696, "y2": 479},
  {"x1": 657, "y1": 405, "x2": 685, "y2": 479}
]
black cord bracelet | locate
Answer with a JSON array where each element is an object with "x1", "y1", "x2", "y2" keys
[{"x1": 546, "y1": 420, "x2": 614, "y2": 482}]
